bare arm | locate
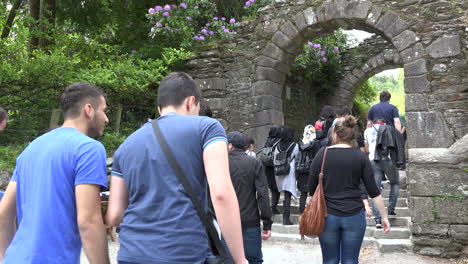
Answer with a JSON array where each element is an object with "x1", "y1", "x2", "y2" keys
[
  {"x1": 0, "y1": 182, "x2": 17, "y2": 260},
  {"x1": 364, "y1": 142, "x2": 369, "y2": 154},
  {"x1": 204, "y1": 141, "x2": 245, "y2": 264},
  {"x1": 76, "y1": 184, "x2": 110, "y2": 264},
  {"x1": 105, "y1": 176, "x2": 129, "y2": 227},
  {"x1": 394, "y1": 118, "x2": 402, "y2": 134}
]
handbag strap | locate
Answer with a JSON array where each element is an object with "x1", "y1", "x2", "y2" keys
[
  {"x1": 151, "y1": 119, "x2": 230, "y2": 262},
  {"x1": 319, "y1": 147, "x2": 329, "y2": 180}
]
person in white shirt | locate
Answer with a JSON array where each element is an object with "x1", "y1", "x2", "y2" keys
[{"x1": 245, "y1": 136, "x2": 256, "y2": 158}]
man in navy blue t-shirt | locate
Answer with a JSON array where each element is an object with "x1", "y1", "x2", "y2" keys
[
  {"x1": 367, "y1": 91, "x2": 402, "y2": 133},
  {"x1": 0, "y1": 83, "x2": 110, "y2": 263},
  {"x1": 106, "y1": 72, "x2": 246, "y2": 264}
]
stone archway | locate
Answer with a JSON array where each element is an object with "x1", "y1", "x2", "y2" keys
[{"x1": 187, "y1": 0, "x2": 467, "y2": 257}]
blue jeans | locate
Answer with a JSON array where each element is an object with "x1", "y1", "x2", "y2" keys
[
  {"x1": 370, "y1": 160, "x2": 400, "y2": 220},
  {"x1": 243, "y1": 226, "x2": 263, "y2": 264},
  {"x1": 319, "y1": 210, "x2": 366, "y2": 264}
]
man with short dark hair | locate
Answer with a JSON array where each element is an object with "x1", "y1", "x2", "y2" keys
[
  {"x1": 106, "y1": 72, "x2": 246, "y2": 264},
  {"x1": 0, "y1": 82, "x2": 110, "y2": 263},
  {"x1": 367, "y1": 91, "x2": 402, "y2": 133},
  {"x1": 0, "y1": 107, "x2": 8, "y2": 132},
  {"x1": 227, "y1": 132, "x2": 272, "y2": 264}
]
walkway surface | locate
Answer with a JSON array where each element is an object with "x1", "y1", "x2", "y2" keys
[{"x1": 81, "y1": 240, "x2": 467, "y2": 264}]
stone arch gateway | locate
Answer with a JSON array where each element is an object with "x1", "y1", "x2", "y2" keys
[{"x1": 187, "y1": 0, "x2": 467, "y2": 258}]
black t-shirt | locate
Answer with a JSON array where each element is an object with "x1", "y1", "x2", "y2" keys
[{"x1": 308, "y1": 147, "x2": 380, "y2": 216}]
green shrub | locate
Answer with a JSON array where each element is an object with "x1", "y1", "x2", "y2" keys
[
  {"x1": 0, "y1": 144, "x2": 28, "y2": 173},
  {"x1": 99, "y1": 132, "x2": 129, "y2": 156}
]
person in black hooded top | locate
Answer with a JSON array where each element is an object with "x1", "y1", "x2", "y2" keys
[{"x1": 263, "y1": 125, "x2": 282, "y2": 214}]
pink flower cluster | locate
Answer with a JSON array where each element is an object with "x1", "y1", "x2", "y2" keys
[
  {"x1": 302, "y1": 43, "x2": 341, "y2": 63},
  {"x1": 245, "y1": 0, "x2": 256, "y2": 6}
]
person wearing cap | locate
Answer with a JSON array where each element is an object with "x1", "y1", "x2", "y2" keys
[{"x1": 227, "y1": 132, "x2": 273, "y2": 264}]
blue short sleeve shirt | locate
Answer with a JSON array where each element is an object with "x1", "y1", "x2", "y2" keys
[
  {"x1": 111, "y1": 113, "x2": 227, "y2": 264},
  {"x1": 4, "y1": 127, "x2": 107, "y2": 264},
  {"x1": 367, "y1": 102, "x2": 400, "y2": 127}
]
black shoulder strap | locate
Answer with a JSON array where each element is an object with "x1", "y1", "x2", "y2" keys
[{"x1": 151, "y1": 120, "x2": 230, "y2": 262}]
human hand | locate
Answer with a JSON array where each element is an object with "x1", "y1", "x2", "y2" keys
[
  {"x1": 261, "y1": 230, "x2": 271, "y2": 240},
  {"x1": 365, "y1": 206, "x2": 373, "y2": 217},
  {"x1": 382, "y1": 217, "x2": 391, "y2": 233}
]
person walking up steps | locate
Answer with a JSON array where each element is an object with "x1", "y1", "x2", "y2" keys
[
  {"x1": 259, "y1": 126, "x2": 282, "y2": 215},
  {"x1": 106, "y1": 72, "x2": 246, "y2": 264},
  {"x1": 0, "y1": 82, "x2": 110, "y2": 264},
  {"x1": 309, "y1": 116, "x2": 390, "y2": 264},
  {"x1": 296, "y1": 125, "x2": 320, "y2": 214},
  {"x1": 227, "y1": 132, "x2": 272, "y2": 264},
  {"x1": 273, "y1": 127, "x2": 299, "y2": 226}
]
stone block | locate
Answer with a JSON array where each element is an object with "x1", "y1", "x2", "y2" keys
[
  {"x1": 392, "y1": 30, "x2": 418, "y2": 51},
  {"x1": 410, "y1": 197, "x2": 434, "y2": 223},
  {"x1": 302, "y1": 7, "x2": 318, "y2": 26},
  {"x1": 271, "y1": 31, "x2": 295, "y2": 54},
  {"x1": 375, "y1": 11, "x2": 400, "y2": 32},
  {"x1": 411, "y1": 224, "x2": 449, "y2": 237},
  {"x1": 334, "y1": 0, "x2": 372, "y2": 20},
  {"x1": 204, "y1": 98, "x2": 225, "y2": 110},
  {"x1": 263, "y1": 43, "x2": 291, "y2": 62},
  {"x1": 406, "y1": 112, "x2": 454, "y2": 148},
  {"x1": 195, "y1": 78, "x2": 226, "y2": 92},
  {"x1": 449, "y1": 133, "x2": 468, "y2": 156},
  {"x1": 255, "y1": 66, "x2": 286, "y2": 85},
  {"x1": 405, "y1": 93, "x2": 428, "y2": 111},
  {"x1": 449, "y1": 225, "x2": 468, "y2": 244},
  {"x1": 401, "y1": 43, "x2": 425, "y2": 63},
  {"x1": 280, "y1": 21, "x2": 301, "y2": 42},
  {"x1": 404, "y1": 74, "x2": 430, "y2": 93},
  {"x1": 254, "y1": 109, "x2": 284, "y2": 127},
  {"x1": 255, "y1": 56, "x2": 289, "y2": 74},
  {"x1": 252, "y1": 95, "x2": 283, "y2": 112},
  {"x1": 433, "y1": 198, "x2": 468, "y2": 224},
  {"x1": 366, "y1": 5, "x2": 384, "y2": 26},
  {"x1": 404, "y1": 59, "x2": 427, "y2": 77},
  {"x1": 352, "y1": 69, "x2": 365, "y2": 80},
  {"x1": 252, "y1": 80, "x2": 283, "y2": 98},
  {"x1": 407, "y1": 166, "x2": 468, "y2": 196},
  {"x1": 427, "y1": 35, "x2": 461, "y2": 58},
  {"x1": 244, "y1": 125, "x2": 273, "y2": 152},
  {"x1": 413, "y1": 238, "x2": 463, "y2": 258},
  {"x1": 292, "y1": 12, "x2": 308, "y2": 33},
  {"x1": 343, "y1": 74, "x2": 358, "y2": 85},
  {"x1": 432, "y1": 64, "x2": 447, "y2": 73},
  {"x1": 383, "y1": 49, "x2": 396, "y2": 62},
  {"x1": 384, "y1": 19, "x2": 409, "y2": 39}
]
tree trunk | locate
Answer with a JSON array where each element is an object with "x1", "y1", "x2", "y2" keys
[
  {"x1": 38, "y1": 0, "x2": 55, "y2": 47},
  {"x1": 1, "y1": 0, "x2": 23, "y2": 39},
  {"x1": 29, "y1": 0, "x2": 40, "y2": 49}
]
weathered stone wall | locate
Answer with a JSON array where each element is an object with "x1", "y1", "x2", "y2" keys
[
  {"x1": 186, "y1": 0, "x2": 468, "y2": 258},
  {"x1": 408, "y1": 134, "x2": 468, "y2": 258}
]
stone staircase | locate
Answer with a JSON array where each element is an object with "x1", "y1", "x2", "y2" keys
[{"x1": 265, "y1": 172, "x2": 413, "y2": 253}]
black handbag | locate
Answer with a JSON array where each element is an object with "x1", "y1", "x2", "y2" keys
[{"x1": 151, "y1": 120, "x2": 232, "y2": 264}]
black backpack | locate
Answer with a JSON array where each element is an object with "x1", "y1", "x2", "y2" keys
[
  {"x1": 274, "y1": 143, "x2": 295, "y2": 176},
  {"x1": 296, "y1": 147, "x2": 314, "y2": 174},
  {"x1": 259, "y1": 140, "x2": 279, "y2": 167}
]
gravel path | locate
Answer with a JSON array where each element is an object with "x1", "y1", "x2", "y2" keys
[{"x1": 81, "y1": 239, "x2": 467, "y2": 264}]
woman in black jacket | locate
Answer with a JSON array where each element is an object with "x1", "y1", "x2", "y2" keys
[
  {"x1": 263, "y1": 125, "x2": 282, "y2": 214},
  {"x1": 309, "y1": 116, "x2": 390, "y2": 264}
]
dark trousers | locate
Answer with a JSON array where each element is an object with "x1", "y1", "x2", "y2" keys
[
  {"x1": 319, "y1": 210, "x2": 366, "y2": 264},
  {"x1": 242, "y1": 226, "x2": 263, "y2": 264},
  {"x1": 299, "y1": 191, "x2": 307, "y2": 214},
  {"x1": 370, "y1": 160, "x2": 400, "y2": 220},
  {"x1": 283, "y1": 191, "x2": 292, "y2": 223},
  {"x1": 271, "y1": 188, "x2": 280, "y2": 211}
]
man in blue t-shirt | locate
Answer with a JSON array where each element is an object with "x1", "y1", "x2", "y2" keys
[
  {"x1": 0, "y1": 82, "x2": 110, "y2": 263},
  {"x1": 367, "y1": 91, "x2": 402, "y2": 133},
  {"x1": 106, "y1": 72, "x2": 246, "y2": 264}
]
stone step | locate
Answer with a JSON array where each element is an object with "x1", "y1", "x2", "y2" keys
[
  {"x1": 271, "y1": 224, "x2": 411, "y2": 239},
  {"x1": 272, "y1": 215, "x2": 411, "y2": 227},
  {"x1": 275, "y1": 206, "x2": 410, "y2": 217},
  {"x1": 277, "y1": 195, "x2": 408, "y2": 206},
  {"x1": 265, "y1": 234, "x2": 412, "y2": 254},
  {"x1": 377, "y1": 239, "x2": 413, "y2": 253},
  {"x1": 381, "y1": 189, "x2": 407, "y2": 198}
]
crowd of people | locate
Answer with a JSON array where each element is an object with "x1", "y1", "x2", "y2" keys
[{"x1": 0, "y1": 72, "x2": 406, "y2": 264}]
